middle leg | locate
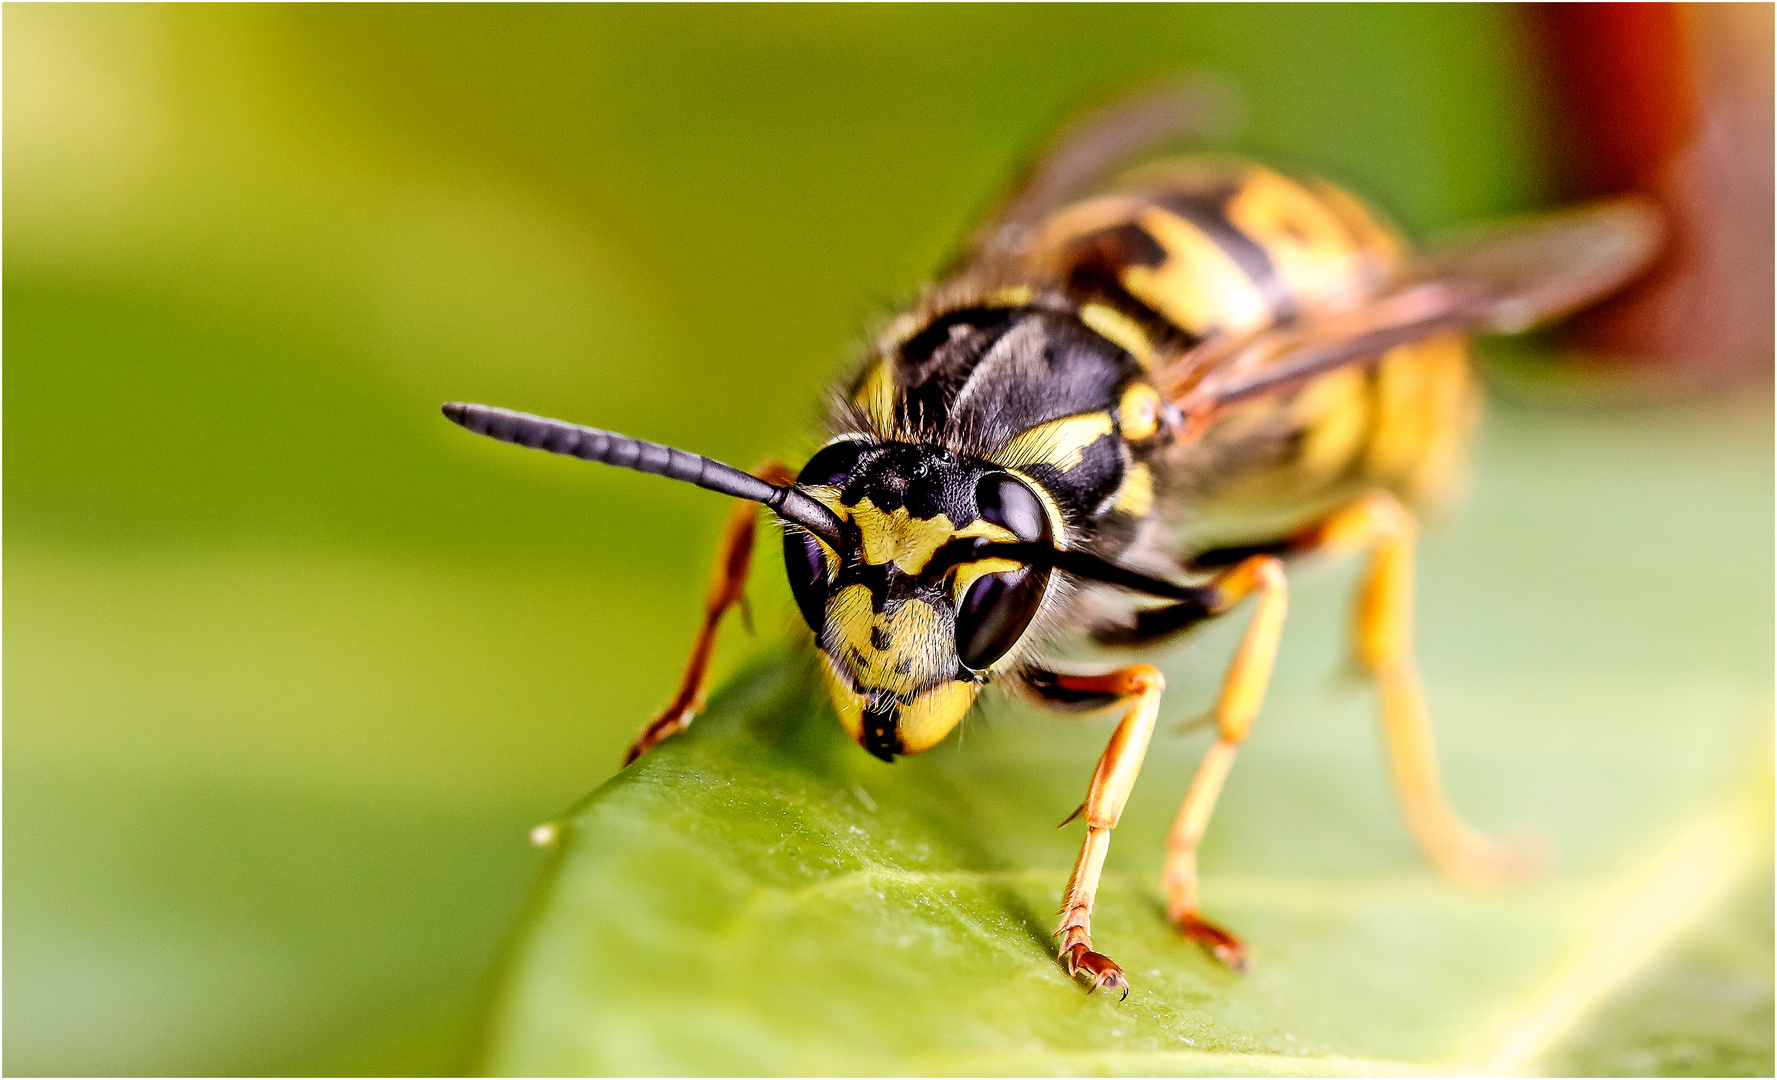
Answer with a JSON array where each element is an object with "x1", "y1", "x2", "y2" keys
[
  {"x1": 1030, "y1": 552, "x2": 1288, "y2": 989},
  {"x1": 1157, "y1": 555, "x2": 1290, "y2": 971}
]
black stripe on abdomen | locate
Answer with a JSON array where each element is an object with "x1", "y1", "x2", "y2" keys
[{"x1": 1059, "y1": 223, "x2": 1204, "y2": 350}]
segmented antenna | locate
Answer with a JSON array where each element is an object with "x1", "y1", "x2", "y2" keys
[
  {"x1": 926, "y1": 537, "x2": 1216, "y2": 604},
  {"x1": 441, "y1": 402, "x2": 842, "y2": 545}
]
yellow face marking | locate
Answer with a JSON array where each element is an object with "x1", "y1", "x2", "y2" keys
[
  {"x1": 835, "y1": 498, "x2": 1018, "y2": 575},
  {"x1": 852, "y1": 360, "x2": 897, "y2": 436},
  {"x1": 1111, "y1": 461, "x2": 1155, "y2": 518},
  {"x1": 950, "y1": 557, "x2": 1025, "y2": 605},
  {"x1": 1080, "y1": 303, "x2": 1156, "y2": 368},
  {"x1": 821, "y1": 656, "x2": 979, "y2": 756},
  {"x1": 1227, "y1": 167, "x2": 1368, "y2": 312},
  {"x1": 1123, "y1": 206, "x2": 1271, "y2": 336},
  {"x1": 851, "y1": 500, "x2": 956, "y2": 570},
  {"x1": 897, "y1": 681, "x2": 981, "y2": 754},
  {"x1": 824, "y1": 586, "x2": 947, "y2": 694},
  {"x1": 1117, "y1": 382, "x2": 1162, "y2": 442},
  {"x1": 805, "y1": 488, "x2": 1024, "y2": 576},
  {"x1": 820, "y1": 655, "x2": 870, "y2": 742},
  {"x1": 992, "y1": 411, "x2": 1115, "y2": 472}
]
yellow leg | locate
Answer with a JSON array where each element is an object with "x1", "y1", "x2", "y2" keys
[
  {"x1": 1051, "y1": 664, "x2": 1166, "y2": 998},
  {"x1": 1160, "y1": 555, "x2": 1289, "y2": 971},
  {"x1": 623, "y1": 460, "x2": 794, "y2": 765},
  {"x1": 1294, "y1": 490, "x2": 1532, "y2": 887}
]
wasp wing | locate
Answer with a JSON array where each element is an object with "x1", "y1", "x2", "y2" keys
[
  {"x1": 959, "y1": 78, "x2": 1238, "y2": 274},
  {"x1": 1408, "y1": 197, "x2": 1664, "y2": 334},
  {"x1": 1169, "y1": 198, "x2": 1663, "y2": 414}
]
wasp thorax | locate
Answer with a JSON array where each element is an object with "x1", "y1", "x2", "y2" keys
[{"x1": 783, "y1": 439, "x2": 1058, "y2": 761}]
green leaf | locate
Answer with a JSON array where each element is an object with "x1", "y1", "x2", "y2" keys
[
  {"x1": 479, "y1": 401, "x2": 1772, "y2": 1076},
  {"x1": 480, "y1": 671, "x2": 1767, "y2": 1074}
]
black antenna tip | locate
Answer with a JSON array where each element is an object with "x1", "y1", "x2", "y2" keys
[{"x1": 441, "y1": 402, "x2": 469, "y2": 426}]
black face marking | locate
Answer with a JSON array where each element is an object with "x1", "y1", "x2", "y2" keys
[
  {"x1": 835, "y1": 443, "x2": 978, "y2": 522},
  {"x1": 861, "y1": 696, "x2": 902, "y2": 762},
  {"x1": 1156, "y1": 192, "x2": 1298, "y2": 324}
]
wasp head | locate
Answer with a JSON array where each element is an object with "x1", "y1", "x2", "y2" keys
[{"x1": 783, "y1": 439, "x2": 1060, "y2": 761}]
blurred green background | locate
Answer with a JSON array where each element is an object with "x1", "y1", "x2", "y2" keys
[{"x1": 4, "y1": 5, "x2": 1767, "y2": 1076}]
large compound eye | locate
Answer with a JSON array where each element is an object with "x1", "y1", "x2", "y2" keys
[
  {"x1": 955, "y1": 472, "x2": 1054, "y2": 670},
  {"x1": 976, "y1": 472, "x2": 1052, "y2": 544},
  {"x1": 785, "y1": 440, "x2": 865, "y2": 637},
  {"x1": 797, "y1": 439, "x2": 869, "y2": 488},
  {"x1": 955, "y1": 566, "x2": 1047, "y2": 671},
  {"x1": 784, "y1": 532, "x2": 830, "y2": 636}
]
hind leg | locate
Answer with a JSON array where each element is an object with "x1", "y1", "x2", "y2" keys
[{"x1": 1290, "y1": 491, "x2": 1533, "y2": 886}]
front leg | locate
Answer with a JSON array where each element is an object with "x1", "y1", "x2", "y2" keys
[
  {"x1": 624, "y1": 459, "x2": 795, "y2": 765},
  {"x1": 1028, "y1": 664, "x2": 1167, "y2": 999}
]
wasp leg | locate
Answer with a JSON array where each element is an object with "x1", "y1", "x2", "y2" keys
[
  {"x1": 1289, "y1": 491, "x2": 1534, "y2": 887},
  {"x1": 1156, "y1": 555, "x2": 1289, "y2": 972},
  {"x1": 1031, "y1": 663, "x2": 1167, "y2": 999},
  {"x1": 622, "y1": 459, "x2": 795, "y2": 766}
]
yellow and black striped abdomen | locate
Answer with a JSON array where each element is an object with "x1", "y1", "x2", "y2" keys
[
  {"x1": 1034, "y1": 158, "x2": 1404, "y2": 341},
  {"x1": 1030, "y1": 158, "x2": 1478, "y2": 522}
]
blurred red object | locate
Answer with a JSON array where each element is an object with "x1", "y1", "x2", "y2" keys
[{"x1": 1528, "y1": 2, "x2": 1774, "y2": 387}]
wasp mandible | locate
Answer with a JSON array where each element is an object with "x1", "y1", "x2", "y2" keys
[{"x1": 444, "y1": 87, "x2": 1659, "y2": 998}]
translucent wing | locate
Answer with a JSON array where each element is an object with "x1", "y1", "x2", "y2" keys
[
  {"x1": 1167, "y1": 198, "x2": 1664, "y2": 417},
  {"x1": 959, "y1": 78, "x2": 1238, "y2": 274}
]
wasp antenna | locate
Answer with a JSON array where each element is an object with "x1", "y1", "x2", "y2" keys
[
  {"x1": 930, "y1": 537, "x2": 1214, "y2": 604},
  {"x1": 441, "y1": 402, "x2": 842, "y2": 546}
]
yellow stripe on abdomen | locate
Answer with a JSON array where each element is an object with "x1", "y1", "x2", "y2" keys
[
  {"x1": 1121, "y1": 206, "x2": 1272, "y2": 337},
  {"x1": 1361, "y1": 333, "x2": 1476, "y2": 507}
]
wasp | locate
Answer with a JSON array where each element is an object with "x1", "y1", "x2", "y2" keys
[{"x1": 443, "y1": 87, "x2": 1658, "y2": 998}]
